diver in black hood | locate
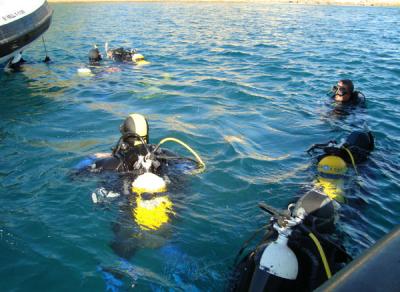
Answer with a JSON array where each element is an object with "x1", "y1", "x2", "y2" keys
[
  {"x1": 88, "y1": 45, "x2": 102, "y2": 65},
  {"x1": 76, "y1": 113, "x2": 205, "y2": 181},
  {"x1": 80, "y1": 114, "x2": 181, "y2": 175},
  {"x1": 307, "y1": 130, "x2": 374, "y2": 165},
  {"x1": 73, "y1": 114, "x2": 206, "y2": 283}
]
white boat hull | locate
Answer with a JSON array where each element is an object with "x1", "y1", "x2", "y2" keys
[{"x1": 0, "y1": 0, "x2": 53, "y2": 66}]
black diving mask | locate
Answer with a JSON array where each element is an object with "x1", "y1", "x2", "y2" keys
[{"x1": 333, "y1": 85, "x2": 348, "y2": 97}]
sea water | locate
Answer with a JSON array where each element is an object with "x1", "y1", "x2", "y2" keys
[{"x1": 0, "y1": 3, "x2": 399, "y2": 291}]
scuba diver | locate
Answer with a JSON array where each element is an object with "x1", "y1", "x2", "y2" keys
[
  {"x1": 308, "y1": 130, "x2": 374, "y2": 169},
  {"x1": 229, "y1": 196, "x2": 352, "y2": 292},
  {"x1": 74, "y1": 114, "x2": 206, "y2": 289},
  {"x1": 78, "y1": 42, "x2": 148, "y2": 76},
  {"x1": 325, "y1": 79, "x2": 367, "y2": 117},
  {"x1": 82, "y1": 113, "x2": 204, "y2": 175},
  {"x1": 330, "y1": 79, "x2": 365, "y2": 105},
  {"x1": 76, "y1": 113, "x2": 205, "y2": 251},
  {"x1": 228, "y1": 131, "x2": 374, "y2": 291},
  {"x1": 88, "y1": 44, "x2": 102, "y2": 65},
  {"x1": 77, "y1": 44, "x2": 117, "y2": 76},
  {"x1": 307, "y1": 130, "x2": 374, "y2": 203},
  {"x1": 105, "y1": 42, "x2": 149, "y2": 65}
]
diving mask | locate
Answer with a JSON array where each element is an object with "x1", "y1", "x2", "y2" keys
[{"x1": 332, "y1": 85, "x2": 349, "y2": 97}]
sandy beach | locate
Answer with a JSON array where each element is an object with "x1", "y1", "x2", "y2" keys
[{"x1": 47, "y1": 0, "x2": 400, "y2": 7}]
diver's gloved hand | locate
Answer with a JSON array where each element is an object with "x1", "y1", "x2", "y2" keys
[{"x1": 92, "y1": 187, "x2": 120, "y2": 204}]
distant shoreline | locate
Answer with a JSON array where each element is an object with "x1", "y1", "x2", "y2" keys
[{"x1": 47, "y1": 0, "x2": 400, "y2": 7}]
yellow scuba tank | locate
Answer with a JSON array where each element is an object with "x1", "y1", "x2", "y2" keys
[
  {"x1": 131, "y1": 172, "x2": 174, "y2": 231},
  {"x1": 315, "y1": 155, "x2": 348, "y2": 203},
  {"x1": 132, "y1": 53, "x2": 150, "y2": 65}
]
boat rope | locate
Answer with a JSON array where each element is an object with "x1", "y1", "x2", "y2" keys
[{"x1": 42, "y1": 36, "x2": 51, "y2": 63}]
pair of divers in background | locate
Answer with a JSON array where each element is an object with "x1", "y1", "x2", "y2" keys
[
  {"x1": 229, "y1": 80, "x2": 375, "y2": 291},
  {"x1": 78, "y1": 43, "x2": 149, "y2": 75},
  {"x1": 89, "y1": 43, "x2": 149, "y2": 65}
]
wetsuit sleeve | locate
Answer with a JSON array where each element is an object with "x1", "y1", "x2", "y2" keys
[{"x1": 94, "y1": 156, "x2": 123, "y2": 171}]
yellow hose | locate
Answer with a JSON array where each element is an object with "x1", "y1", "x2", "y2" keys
[
  {"x1": 308, "y1": 232, "x2": 332, "y2": 279},
  {"x1": 342, "y1": 147, "x2": 359, "y2": 176},
  {"x1": 157, "y1": 137, "x2": 205, "y2": 173}
]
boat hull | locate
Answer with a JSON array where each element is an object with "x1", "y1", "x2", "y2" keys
[{"x1": 0, "y1": 1, "x2": 53, "y2": 65}]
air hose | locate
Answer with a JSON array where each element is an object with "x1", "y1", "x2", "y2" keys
[
  {"x1": 342, "y1": 146, "x2": 359, "y2": 176},
  {"x1": 308, "y1": 232, "x2": 332, "y2": 279},
  {"x1": 155, "y1": 137, "x2": 206, "y2": 173}
]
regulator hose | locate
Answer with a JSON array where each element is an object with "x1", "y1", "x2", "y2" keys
[
  {"x1": 308, "y1": 232, "x2": 332, "y2": 279},
  {"x1": 342, "y1": 146, "x2": 359, "y2": 176},
  {"x1": 112, "y1": 132, "x2": 151, "y2": 156},
  {"x1": 154, "y1": 137, "x2": 206, "y2": 173}
]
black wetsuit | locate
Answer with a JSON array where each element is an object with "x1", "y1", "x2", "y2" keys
[
  {"x1": 321, "y1": 132, "x2": 374, "y2": 165},
  {"x1": 229, "y1": 223, "x2": 351, "y2": 292},
  {"x1": 109, "y1": 48, "x2": 135, "y2": 62},
  {"x1": 91, "y1": 144, "x2": 177, "y2": 174}
]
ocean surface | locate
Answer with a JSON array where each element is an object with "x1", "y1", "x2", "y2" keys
[{"x1": 1, "y1": 3, "x2": 399, "y2": 291}]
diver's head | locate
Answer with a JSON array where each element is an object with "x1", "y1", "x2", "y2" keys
[
  {"x1": 88, "y1": 46, "x2": 102, "y2": 63},
  {"x1": 333, "y1": 79, "x2": 354, "y2": 102},
  {"x1": 317, "y1": 155, "x2": 348, "y2": 178},
  {"x1": 120, "y1": 114, "x2": 149, "y2": 146}
]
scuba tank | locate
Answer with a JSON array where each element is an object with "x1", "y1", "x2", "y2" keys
[
  {"x1": 229, "y1": 191, "x2": 351, "y2": 292},
  {"x1": 306, "y1": 130, "x2": 374, "y2": 203},
  {"x1": 315, "y1": 155, "x2": 348, "y2": 203},
  {"x1": 246, "y1": 217, "x2": 300, "y2": 291}
]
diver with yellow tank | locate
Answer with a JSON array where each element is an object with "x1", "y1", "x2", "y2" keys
[
  {"x1": 229, "y1": 131, "x2": 374, "y2": 291},
  {"x1": 76, "y1": 113, "x2": 205, "y2": 259},
  {"x1": 87, "y1": 43, "x2": 149, "y2": 65},
  {"x1": 78, "y1": 43, "x2": 149, "y2": 76},
  {"x1": 307, "y1": 130, "x2": 374, "y2": 204}
]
